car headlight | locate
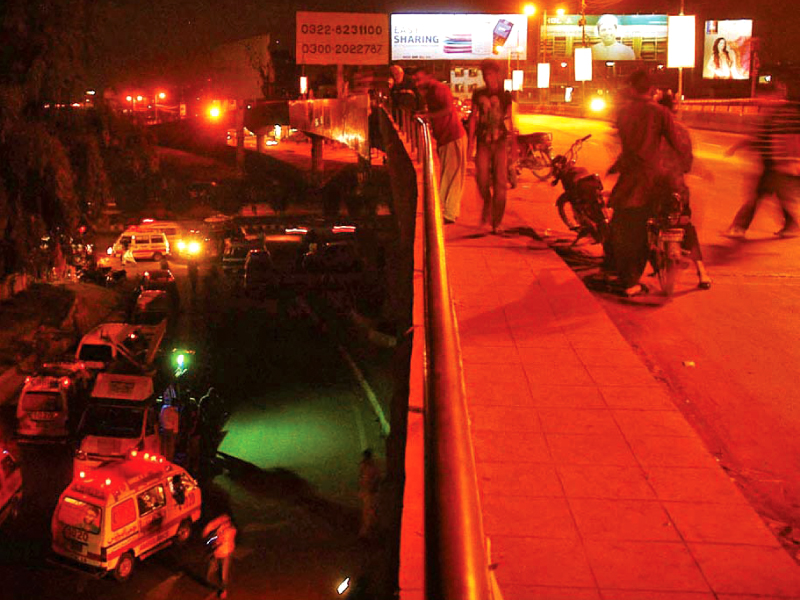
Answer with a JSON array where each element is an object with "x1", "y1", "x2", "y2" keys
[
  {"x1": 177, "y1": 240, "x2": 186, "y2": 251},
  {"x1": 188, "y1": 241, "x2": 201, "y2": 254},
  {"x1": 74, "y1": 449, "x2": 87, "y2": 461}
]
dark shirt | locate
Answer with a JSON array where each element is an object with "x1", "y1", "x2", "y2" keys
[
  {"x1": 471, "y1": 86, "x2": 513, "y2": 144},
  {"x1": 421, "y1": 80, "x2": 466, "y2": 146},
  {"x1": 609, "y1": 92, "x2": 682, "y2": 209},
  {"x1": 390, "y1": 77, "x2": 419, "y2": 112},
  {"x1": 750, "y1": 101, "x2": 800, "y2": 170}
]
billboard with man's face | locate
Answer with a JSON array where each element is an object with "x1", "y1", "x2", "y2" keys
[
  {"x1": 702, "y1": 20, "x2": 753, "y2": 80},
  {"x1": 542, "y1": 14, "x2": 668, "y2": 61},
  {"x1": 391, "y1": 14, "x2": 528, "y2": 61}
]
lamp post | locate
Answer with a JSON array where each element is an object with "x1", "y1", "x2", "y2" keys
[{"x1": 155, "y1": 91, "x2": 166, "y2": 123}]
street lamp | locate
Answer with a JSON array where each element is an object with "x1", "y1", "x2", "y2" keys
[
  {"x1": 155, "y1": 91, "x2": 166, "y2": 123},
  {"x1": 524, "y1": 4, "x2": 536, "y2": 16}
]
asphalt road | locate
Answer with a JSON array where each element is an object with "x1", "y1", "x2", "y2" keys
[
  {"x1": 0, "y1": 252, "x2": 390, "y2": 599},
  {"x1": 513, "y1": 113, "x2": 800, "y2": 549}
]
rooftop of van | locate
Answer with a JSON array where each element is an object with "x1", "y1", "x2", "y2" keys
[
  {"x1": 81, "y1": 323, "x2": 138, "y2": 345},
  {"x1": 70, "y1": 454, "x2": 181, "y2": 500},
  {"x1": 91, "y1": 373, "x2": 153, "y2": 401}
]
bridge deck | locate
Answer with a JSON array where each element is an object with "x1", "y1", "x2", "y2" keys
[{"x1": 399, "y1": 157, "x2": 800, "y2": 599}]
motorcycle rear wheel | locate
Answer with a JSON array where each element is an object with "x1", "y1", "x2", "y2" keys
[
  {"x1": 523, "y1": 147, "x2": 553, "y2": 181},
  {"x1": 556, "y1": 195, "x2": 580, "y2": 231},
  {"x1": 656, "y1": 240, "x2": 681, "y2": 296}
]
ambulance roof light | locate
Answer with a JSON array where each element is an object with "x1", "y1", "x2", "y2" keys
[{"x1": 79, "y1": 471, "x2": 86, "y2": 478}]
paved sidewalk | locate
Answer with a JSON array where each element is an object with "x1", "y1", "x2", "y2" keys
[{"x1": 400, "y1": 160, "x2": 800, "y2": 598}]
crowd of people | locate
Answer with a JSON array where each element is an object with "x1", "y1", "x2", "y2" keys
[{"x1": 388, "y1": 62, "x2": 800, "y2": 298}]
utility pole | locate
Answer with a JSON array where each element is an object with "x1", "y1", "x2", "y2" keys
[{"x1": 678, "y1": 0, "x2": 685, "y2": 101}]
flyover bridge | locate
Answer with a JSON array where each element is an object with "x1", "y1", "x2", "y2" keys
[{"x1": 283, "y1": 98, "x2": 800, "y2": 599}]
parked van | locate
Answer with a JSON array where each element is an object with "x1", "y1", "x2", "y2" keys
[
  {"x1": 110, "y1": 230, "x2": 170, "y2": 261},
  {"x1": 136, "y1": 219, "x2": 183, "y2": 250},
  {"x1": 0, "y1": 447, "x2": 22, "y2": 529},
  {"x1": 17, "y1": 361, "x2": 93, "y2": 441},
  {"x1": 74, "y1": 374, "x2": 160, "y2": 476},
  {"x1": 76, "y1": 322, "x2": 165, "y2": 373},
  {"x1": 51, "y1": 453, "x2": 201, "y2": 580}
]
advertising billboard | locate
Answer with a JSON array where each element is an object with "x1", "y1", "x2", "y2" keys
[
  {"x1": 296, "y1": 12, "x2": 389, "y2": 66},
  {"x1": 702, "y1": 20, "x2": 752, "y2": 80},
  {"x1": 391, "y1": 14, "x2": 528, "y2": 61},
  {"x1": 542, "y1": 14, "x2": 668, "y2": 61}
]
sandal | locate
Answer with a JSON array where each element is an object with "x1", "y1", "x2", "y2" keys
[
  {"x1": 623, "y1": 283, "x2": 649, "y2": 298},
  {"x1": 698, "y1": 279, "x2": 712, "y2": 290}
]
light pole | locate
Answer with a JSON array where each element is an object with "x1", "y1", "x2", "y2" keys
[{"x1": 155, "y1": 91, "x2": 166, "y2": 123}]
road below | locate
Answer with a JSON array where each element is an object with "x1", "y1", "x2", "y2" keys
[{"x1": 510, "y1": 113, "x2": 800, "y2": 551}]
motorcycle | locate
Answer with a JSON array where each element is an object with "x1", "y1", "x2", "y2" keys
[
  {"x1": 648, "y1": 191, "x2": 687, "y2": 296},
  {"x1": 517, "y1": 131, "x2": 554, "y2": 181},
  {"x1": 550, "y1": 134, "x2": 610, "y2": 246}
]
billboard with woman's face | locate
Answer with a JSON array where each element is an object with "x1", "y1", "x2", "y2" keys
[{"x1": 703, "y1": 20, "x2": 753, "y2": 80}]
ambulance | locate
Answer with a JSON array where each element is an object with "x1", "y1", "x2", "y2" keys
[
  {"x1": 0, "y1": 447, "x2": 22, "y2": 528},
  {"x1": 51, "y1": 452, "x2": 201, "y2": 581},
  {"x1": 74, "y1": 373, "x2": 160, "y2": 476}
]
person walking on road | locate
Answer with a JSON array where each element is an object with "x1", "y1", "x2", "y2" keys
[
  {"x1": 413, "y1": 66, "x2": 468, "y2": 225},
  {"x1": 358, "y1": 449, "x2": 381, "y2": 539},
  {"x1": 723, "y1": 80, "x2": 800, "y2": 239},
  {"x1": 160, "y1": 395, "x2": 180, "y2": 461},
  {"x1": 607, "y1": 70, "x2": 683, "y2": 297},
  {"x1": 204, "y1": 514, "x2": 237, "y2": 599},
  {"x1": 468, "y1": 59, "x2": 513, "y2": 234}
]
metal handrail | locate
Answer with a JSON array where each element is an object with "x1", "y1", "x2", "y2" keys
[{"x1": 415, "y1": 115, "x2": 493, "y2": 600}]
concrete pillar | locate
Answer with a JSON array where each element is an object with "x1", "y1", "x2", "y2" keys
[
  {"x1": 256, "y1": 134, "x2": 267, "y2": 153},
  {"x1": 235, "y1": 106, "x2": 245, "y2": 173}
]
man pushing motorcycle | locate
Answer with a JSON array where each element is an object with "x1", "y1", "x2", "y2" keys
[{"x1": 605, "y1": 70, "x2": 685, "y2": 297}]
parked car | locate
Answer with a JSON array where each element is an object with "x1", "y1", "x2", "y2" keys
[
  {"x1": 302, "y1": 239, "x2": 363, "y2": 273},
  {"x1": 0, "y1": 447, "x2": 22, "y2": 529}
]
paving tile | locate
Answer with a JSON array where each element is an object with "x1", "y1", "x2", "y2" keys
[
  {"x1": 568, "y1": 333, "x2": 632, "y2": 349},
  {"x1": 573, "y1": 345, "x2": 648, "y2": 368},
  {"x1": 626, "y1": 436, "x2": 720, "y2": 469},
  {"x1": 483, "y1": 496, "x2": 578, "y2": 538},
  {"x1": 461, "y1": 345, "x2": 520, "y2": 365},
  {"x1": 603, "y1": 592, "x2": 716, "y2": 600},
  {"x1": 527, "y1": 385, "x2": 608, "y2": 409},
  {"x1": 523, "y1": 362, "x2": 595, "y2": 387},
  {"x1": 569, "y1": 498, "x2": 680, "y2": 541},
  {"x1": 512, "y1": 327, "x2": 573, "y2": 348},
  {"x1": 492, "y1": 536, "x2": 597, "y2": 588},
  {"x1": 600, "y1": 386, "x2": 678, "y2": 411},
  {"x1": 584, "y1": 540, "x2": 711, "y2": 592},
  {"x1": 476, "y1": 461, "x2": 564, "y2": 497},
  {"x1": 689, "y1": 543, "x2": 800, "y2": 596},
  {"x1": 538, "y1": 408, "x2": 620, "y2": 435},
  {"x1": 516, "y1": 345, "x2": 584, "y2": 366},
  {"x1": 469, "y1": 405, "x2": 542, "y2": 432},
  {"x1": 664, "y1": 502, "x2": 780, "y2": 546},
  {"x1": 645, "y1": 467, "x2": 748, "y2": 504},
  {"x1": 465, "y1": 363, "x2": 533, "y2": 406},
  {"x1": 586, "y1": 365, "x2": 659, "y2": 387},
  {"x1": 613, "y1": 410, "x2": 700, "y2": 438},
  {"x1": 546, "y1": 433, "x2": 639, "y2": 466},
  {"x1": 456, "y1": 305, "x2": 511, "y2": 333},
  {"x1": 557, "y1": 465, "x2": 657, "y2": 500},
  {"x1": 497, "y1": 585, "x2": 602, "y2": 600},
  {"x1": 473, "y1": 430, "x2": 552, "y2": 463}
]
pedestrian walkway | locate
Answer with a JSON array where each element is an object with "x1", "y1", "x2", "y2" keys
[{"x1": 400, "y1": 161, "x2": 800, "y2": 598}]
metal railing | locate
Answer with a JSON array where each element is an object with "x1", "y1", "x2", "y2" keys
[{"x1": 396, "y1": 110, "x2": 493, "y2": 600}]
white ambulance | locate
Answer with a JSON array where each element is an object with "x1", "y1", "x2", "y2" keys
[
  {"x1": 0, "y1": 447, "x2": 22, "y2": 528},
  {"x1": 74, "y1": 373, "x2": 160, "y2": 476},
  {"x1": 51, "y1": 452, "x2": 201, "y2": 581}
]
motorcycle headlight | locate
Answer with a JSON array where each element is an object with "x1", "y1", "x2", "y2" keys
[
  {"x1": 177, "y1": 241, "x2": 186, "y2": 251},
  {"x1": 188, "y1": 241, "x2": 201, "y2": 254}
]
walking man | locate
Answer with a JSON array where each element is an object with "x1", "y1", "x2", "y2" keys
[
  {"x1": 159, "y1": 395, "x2": 180, "y2": 461},
  {"x1": 358, "y1": 449, "x2": 381, "y2": 539},
  {"x1": 723, "y1": 79, "x2": 800, "y2": 238},
  {"x1": 607, "y1": 70, "x2": 683, "y2": 297},
  {"x1": 413, "y1": 66, "x2": 468, "y2": 224},
  {"x1": 468, "y1": 59, "x2": 513, "y2": 234},
  {"x1": 204, "y1": 514, "x2": 237, "y2": 599}
]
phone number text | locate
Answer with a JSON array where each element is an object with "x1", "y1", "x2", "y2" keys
[
  {"x1": 300, "y1": 24, "x2": 383, "y2": 36},
  {"x1": 301, "y1": 43, "x2": 383, "y2": 55}
]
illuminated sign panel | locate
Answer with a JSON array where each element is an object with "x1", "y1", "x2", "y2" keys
[
  {"x1": 703, "y1": 20, "x2": 752, "y2": 79},
  {"x1": 296, "y1": 12, "x2": 389, "y2": 65},
  {"x1": 575, "y1": 47, "x2": 593, "y2": 81},
  {"x1": 391, "y1": 14, "x2": 528, "y2": 61},
  {"x1": 667, "y1": 15, "x2": 696, "y2": 69},
  {"x1": 537, "y1": 63, "x2": 551, "y2": 88},
  {"x1": 542, "y1": 14, "x2": 667, "y2": 61}
]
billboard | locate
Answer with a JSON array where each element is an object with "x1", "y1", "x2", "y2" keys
[
  {"x1": 296, "y1": 12, "x2": 389, "y2": 65},
  {"x1": 703, "y1": 20, "x2": 752, "y2": 80},
  {"x1": 391, "y1": 14, "x2": 528, "y2": 61},
  {"x1": 542, "y1": 14, "x2": 668, "y2": 61}
]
